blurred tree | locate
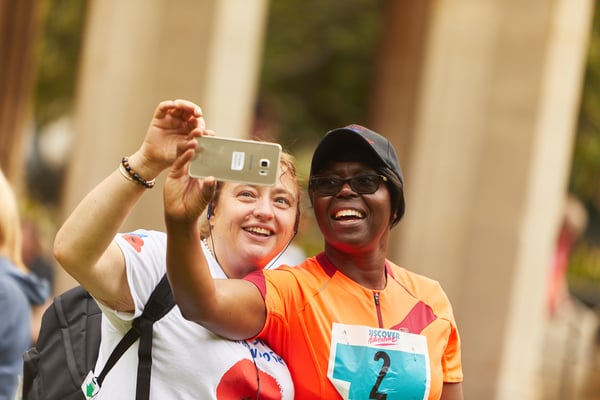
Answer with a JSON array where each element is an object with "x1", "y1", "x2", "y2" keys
[
  {"x1": 33, "y1": 0, "x2": 86, "y2": 129},
  {"x1": 257, "y1": 0, "x2": 384, "y2": 152},
  {"x1": 572, "y1": 0, "x2": 600, "y2": 242},
  {"x1": 27, "y1": 0, "x2": 86, "y2": 206}
]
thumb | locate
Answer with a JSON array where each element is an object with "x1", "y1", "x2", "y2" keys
[{"x1": 170, "y1": 148, "x2": 195, "y2": 178}]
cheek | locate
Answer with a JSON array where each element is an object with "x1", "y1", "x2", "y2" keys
[
  {"x1": 369, "y1": 192, "x2": 393, "y2": 221},
  {"x1": 279, "y1": 209, "x2": 299, "y2": 233},
  {"x1": 311, "y1": 202, "x2": 329, "y2": 225}
]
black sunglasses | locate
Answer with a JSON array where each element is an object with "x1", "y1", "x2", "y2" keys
[{"x1": 309, "y1": 174, "x2": 388, "y2": 196}]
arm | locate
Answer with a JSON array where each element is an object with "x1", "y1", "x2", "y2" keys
[
  {"x1": 441, "y1": 382, "x2": 463, "y2": 400},
  {"x1": 54, "y1": 99, "x2": 205, "y2": 311},
  {"x1": 164, "y1": 148, "x2": 267, "y2": 340}
]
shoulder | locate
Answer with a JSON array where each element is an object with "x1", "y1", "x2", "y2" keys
[
  {"x1": 387, "y1": 260, "x2": 454, "y2": 316},
  {"x1": 269, "y1": 256, "x2": 324, "y2": 281},
  {"x1": 246, "y1": 256, "x2": 323, "y2": 297},
  {"x1": 116, "y1": 229, "x2": 166, "y2": 250},
  {"x1": 0, "y1": 272, "x2": 29, "y2": 312},
  {"x1": 387, "y1": 261, "x2": 440, "y2": 289}
]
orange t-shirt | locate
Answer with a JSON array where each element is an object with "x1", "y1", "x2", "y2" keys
[{"x1": 245, "y1": 253, "x2": 462, "y2": 399}]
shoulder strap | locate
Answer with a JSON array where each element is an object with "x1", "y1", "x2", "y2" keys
[
  {"x1": 96, "y1": 274, "x2": 175, "y2": 400},
  {"x1": 134, "y1": 274, "x2": 175, "y2": 400}
]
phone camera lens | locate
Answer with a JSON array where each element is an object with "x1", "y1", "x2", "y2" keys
[{"x1": 260, "y1": 159, "x2": 270, "y2": 168}]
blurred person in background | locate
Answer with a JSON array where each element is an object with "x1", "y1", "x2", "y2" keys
[
  {"x1": 21, "y1": 219, "x2": 55, "y2": 296},
  {"x1": 53, "y1": 100, "x2": 299, "y2": 399},
  {"x1": 0, "y1": 169, "x2": 49, "y2": 400},
  {"x1": 547, "y1": 194, "x2": 588, "y2": 316}
]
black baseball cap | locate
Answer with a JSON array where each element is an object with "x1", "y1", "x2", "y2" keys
[{"x1": 310, "y1": 124, "x2": 405, "y2": 225}]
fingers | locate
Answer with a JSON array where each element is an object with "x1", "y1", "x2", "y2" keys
[
  {"x1": 154, "y1": 99, "x2": 203, "y2": 125},
  {"x1": 154, "y1": 100, "x2": 176, "y2": 119},
  {"x1": 166, "y1": 149, "x2": 216, "y2": 219},
  {"x1": 171, "y1": 99, "x2": 202, "y2": 121},
  {"x1": 171, "y1": 148, "x2": 196, "y2": 177}
]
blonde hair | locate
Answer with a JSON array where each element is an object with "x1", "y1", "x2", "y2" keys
[
  {"x1": 199, "y1": 151, "x2": 301, "y2": 238},
  {"x1": 0, "y1": 169, "x2": 25, "y2": 270}
]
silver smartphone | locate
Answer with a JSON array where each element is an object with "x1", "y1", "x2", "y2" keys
[{"x1": 189, "y1": 136, "x2": 282, "y2": 186}]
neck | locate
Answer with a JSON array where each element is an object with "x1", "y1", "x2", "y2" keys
[{"x1": 324, "y1": 245, "x2": 388, "y2": 290}]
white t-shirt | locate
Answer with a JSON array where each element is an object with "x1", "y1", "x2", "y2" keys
[{"x1": 93, "y1": 229, "x2": 294, "y2": 399}]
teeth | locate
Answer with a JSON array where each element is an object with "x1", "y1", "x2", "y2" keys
[
  {"x1": 335, "y1": 209, "x2": 364, "y2": 219},
  {"x1": 245, "y1": 226, "x2": 272, "y2": 236}
]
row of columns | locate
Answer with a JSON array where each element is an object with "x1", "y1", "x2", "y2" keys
[{"x1": 3, "y1": 0, "x2": 594, "y2": 398}]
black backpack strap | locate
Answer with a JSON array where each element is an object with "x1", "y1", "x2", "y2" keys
[
  {"x1": 96, "y1": 274, "x2": 175, "y2": 400},
  {"x1": 135, "y1": 274, "x2": 175, "y2": 400}
]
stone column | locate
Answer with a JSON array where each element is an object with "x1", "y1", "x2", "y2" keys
[
  {"x1": 371, "y1": 0, "x2": 593, "y2": 398},
  {"x1": 0, "y1": 0, "x2": 41, "y2": 186},
  {"x1": 57, "y1": 0, "x2": 268, "y2": 292}
]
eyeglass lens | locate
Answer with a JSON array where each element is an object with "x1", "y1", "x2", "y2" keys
[{"x1": 310, "y1": 175, "x2": 387, "y2": 195}]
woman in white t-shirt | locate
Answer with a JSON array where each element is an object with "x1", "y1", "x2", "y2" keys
[{"x1": 53, "y1": 100, "x2": 300, "y2": 399}]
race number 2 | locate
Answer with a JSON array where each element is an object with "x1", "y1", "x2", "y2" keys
[
  {"x1": 328, "y1": 323, "x2": 431, "y2": 400},
  {"x1": 369, "y1": 351, "x2": 390, "y2": 400}
]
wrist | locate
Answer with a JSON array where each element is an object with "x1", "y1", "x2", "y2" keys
[
  {"x1": 119, "y1": 156, "x2": 156, "y2": 189},
  {"x1": 125, "y1": 153, "x2": 163, "y2": 182},
  {"x1": 165, "y1": 217, "x2": 200, "y2": 237}
]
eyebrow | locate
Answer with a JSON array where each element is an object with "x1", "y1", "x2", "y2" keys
[
  {"x1": 273, "y1": 187, "x2": 297, "y2": 201},
  {"x1": 230, "y1": 183, "x2": 297, "y2": 201}
]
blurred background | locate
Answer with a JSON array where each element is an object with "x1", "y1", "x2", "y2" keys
[{"x1": 1, "y1": 0, "x2": 600, "y2": 398}]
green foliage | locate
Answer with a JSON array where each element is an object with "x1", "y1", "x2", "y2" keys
[
  {"x1": 34, "y1": 0, "x2": 87, "y2": 129},
  {"x1": 258, "y1": 0, "x2": 384, "y2": 151},
  {"x1": 572, "y1": 1, "x2": 600, "y2": 239},
  {"x1": 567, "y1": 242, "x2": 600, "y2": 306}
]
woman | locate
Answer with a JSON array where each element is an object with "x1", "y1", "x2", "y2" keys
[
  {"x1": 165, "y1": 122, "x2": 464, "y2": 399},
  {"x1": 0, "y1": 169, "x2": 49, "y2": 400},
  {"x1": 53, "y1": 100, "x2": 300, "y2": 399}
]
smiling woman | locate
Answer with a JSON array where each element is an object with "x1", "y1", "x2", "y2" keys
[
  {"x1": 165, "y1": 119, "x2": 464, "y2": 400},
  {"x1": 199, "y1": 152, "x2": 300, "y2": 274},
  {"x1": 53, "y1": 100, "x2": 300, "y2": 399}
]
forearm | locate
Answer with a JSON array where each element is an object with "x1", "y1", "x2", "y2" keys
[
  {"x1": 440, "y1": 382, "x2": 463, "y2": 400},
  {"x1": 165, "y1": 219, "x2": 215, "y2": 321},
  {"x1": 165, "y1": 219, "x2": 267, "y2": 340}
]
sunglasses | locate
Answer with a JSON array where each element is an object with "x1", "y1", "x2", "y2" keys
[{"x1": 309, "y1": 174, "x2": 388, "y2": 196}]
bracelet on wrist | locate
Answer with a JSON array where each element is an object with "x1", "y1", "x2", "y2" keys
[{"x1": 119, "y1": 157, "x2": 156, "y2": 189}]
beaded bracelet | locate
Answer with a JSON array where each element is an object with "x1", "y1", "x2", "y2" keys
[{"x1": 119, "y1": 157, "x2": 156, "y2": 189}]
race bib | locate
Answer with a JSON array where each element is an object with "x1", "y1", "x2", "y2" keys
[{"x1": 327, "y1": 323, "x2": 431, "y2": 400}]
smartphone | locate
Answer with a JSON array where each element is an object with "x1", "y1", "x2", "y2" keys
[{"x1": 189, "y1": 136, "x2": 282, "y2": 186}]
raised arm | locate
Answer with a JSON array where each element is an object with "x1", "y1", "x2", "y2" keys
[
  {"x1": 54, "y1": 99, "x2": 204, "y2": 311},
  {"x1": 164, "y1": 147, "x2": 267, "y2": 340}
]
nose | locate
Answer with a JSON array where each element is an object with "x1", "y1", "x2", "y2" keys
[
  {"x1": 336, "y1": 180, "x2": 357, "y2": 197},
  {"x1": 253, "y1": 197, "x2": 275, "y2": 220}
]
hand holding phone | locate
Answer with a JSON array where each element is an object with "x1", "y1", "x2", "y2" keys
[{"x1": 189, "y1": 136, "x2": 282, "y2": 186}]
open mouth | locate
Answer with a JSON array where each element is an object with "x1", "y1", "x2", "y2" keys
[
  {"x1": 333, "y1": 209, "x2": 365, "y2": 220},
  {"x1": 244, "y1": 226, "x2": 273, "y2": 237}
]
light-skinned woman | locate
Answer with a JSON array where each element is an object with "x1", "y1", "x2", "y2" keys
[{"x1": 53, "y1": 99, "x2": 300, "y2": 399}]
